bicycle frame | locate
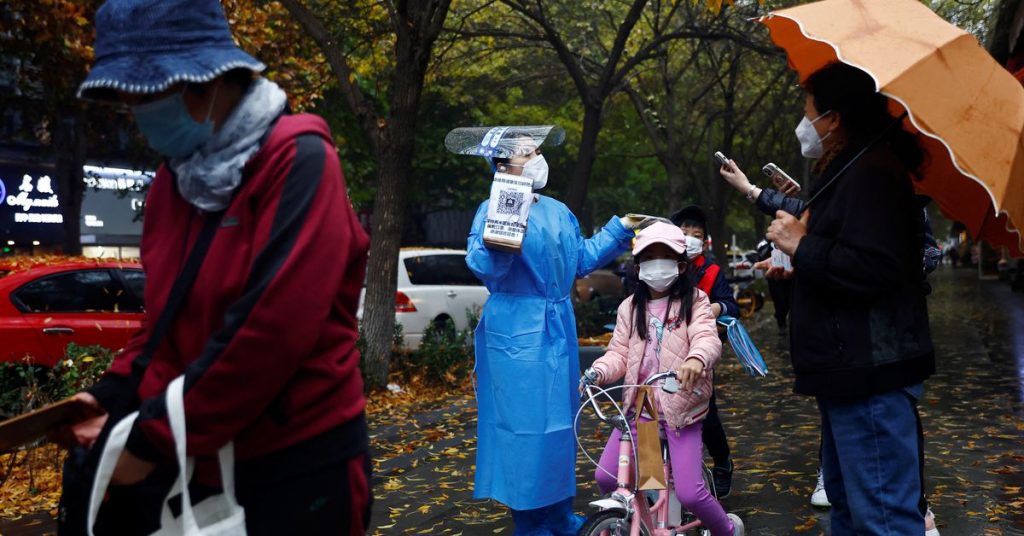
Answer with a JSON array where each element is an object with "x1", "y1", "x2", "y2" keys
[{"x1": 579, "y1": 372, "x2": 703, "y2": 535}]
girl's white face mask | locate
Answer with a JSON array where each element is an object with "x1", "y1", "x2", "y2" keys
[
  {"x1": 795, "y1": 111, "x2": 832, "y2": 159},
  {"x1": 639, "y1": 259, "x2": 680, "y2": 292}
]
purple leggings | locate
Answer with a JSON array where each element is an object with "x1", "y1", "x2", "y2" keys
[{"x1": 595, "y1": 420, "x2": 734, "y2": 536}]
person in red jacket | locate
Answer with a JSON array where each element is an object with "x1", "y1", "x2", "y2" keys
[{"x1": 54, "y1": 1, "x2": 371, "y2": 534}]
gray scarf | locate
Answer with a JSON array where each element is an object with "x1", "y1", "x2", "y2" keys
[{"x1": 170, "y1": 78, "x2": 288, "y2": 211}]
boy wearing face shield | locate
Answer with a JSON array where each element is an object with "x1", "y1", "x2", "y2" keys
[
  {"x1": 669, "y1": 205, "x2": 739, "y2": 499},
  {"x1": 465, "y1": 133, "x2": 639, "y2": 536}
]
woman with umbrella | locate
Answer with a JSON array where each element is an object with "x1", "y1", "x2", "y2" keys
[{"x1": 754, "y1": 61, "x2": 936, "y2": 534}]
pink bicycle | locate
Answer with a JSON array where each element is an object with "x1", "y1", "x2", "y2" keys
[{"x1": 576, "y1": 371, "x2": 714, "y2": 536}]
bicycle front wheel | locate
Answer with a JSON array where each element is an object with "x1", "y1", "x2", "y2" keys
[{"x1": 578, "y1": 510, "x2": 646, "y2": 536}]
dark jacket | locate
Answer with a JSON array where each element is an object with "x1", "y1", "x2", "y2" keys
[
  {"x1": 758, "y1": 189, "x2": 938, "y2": 294},
  {"x1": 787, "y1": 144, "x2": 934, "y2": 398},
  {"x1": 88, "y1": 114, "x2": 370, "y2": 474},
  {"x1": 687, "y1": 255, "x2": 740, "y2": 318}
]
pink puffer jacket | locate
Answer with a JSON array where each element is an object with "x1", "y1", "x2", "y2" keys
[{"x1": 591, "y1": 289, "x2": 722, "y2": 430}]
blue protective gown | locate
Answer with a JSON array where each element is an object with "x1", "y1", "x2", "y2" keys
[{"x1": 466, "y1": 195, "x2": 632, "y2": 511}]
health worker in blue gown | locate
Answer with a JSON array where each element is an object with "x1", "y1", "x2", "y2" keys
[{"x1": 466, "y1": 140, "x2": 638, "y2": 536}]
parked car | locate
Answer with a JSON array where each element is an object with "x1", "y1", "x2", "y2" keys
[
  {"x1": 359, "y1": 249, "x2": 489, "y2": 349},
  {"x1": 0, "y1": 261, "x2": 145, "y2": 367},
  {"x1": 575, "y1": 267, "x2": 624, "y2": 304},
  {"x1": 728, "y1": 250, "x2": 760, "y2": 280}
]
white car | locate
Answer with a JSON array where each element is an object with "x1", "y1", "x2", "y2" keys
[{"x1": 359, "y1": 248, "x2": 489, "y2": 349}]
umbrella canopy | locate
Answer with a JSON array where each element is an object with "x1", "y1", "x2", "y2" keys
[{"x1": 760, "y1": 0, "x2": 1024, "y2": 256}]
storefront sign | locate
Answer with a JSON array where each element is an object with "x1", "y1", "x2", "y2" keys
[
  {"x1": 0, "y1": 165, "x2": 65, "y2": 245},
  {"x1": 81, "y1": 166, "x2": 150, "y2": 240}
]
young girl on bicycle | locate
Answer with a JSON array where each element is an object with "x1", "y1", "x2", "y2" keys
[{"x1": 584, "y1": 222, "x2": 745, "y2": 536}]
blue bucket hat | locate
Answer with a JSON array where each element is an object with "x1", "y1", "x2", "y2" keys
[{"x1": 78, "y1": 0, "x2": 265, "y2": 101}]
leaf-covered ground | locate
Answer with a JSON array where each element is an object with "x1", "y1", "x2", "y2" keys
[
  {"x1": 2, "y1": 268, "x2": 1022, "y2": 535},
  {"x1": 364, "y1": 268, "x2": 1024, "y2": 535}
]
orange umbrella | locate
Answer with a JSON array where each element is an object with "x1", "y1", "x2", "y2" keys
[{"x1": 760, "y1": 0, "x2": 1024, "y2": 256}]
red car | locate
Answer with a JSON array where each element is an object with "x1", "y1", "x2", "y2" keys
[{"x1": 0, "y1": 261, "x2": 145, "y2": 367}]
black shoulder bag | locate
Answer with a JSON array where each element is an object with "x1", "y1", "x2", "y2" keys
[{"x1": 58, "y1": 210, "x2": 224, "y2": 535}]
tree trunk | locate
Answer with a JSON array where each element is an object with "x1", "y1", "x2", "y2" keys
[
  {"x1": 709, "y1": 55, "x2": 740, "y2": 265},
  {"x1": 359, "y1": 53, "x2": 426, "y2": 387},
  {"x1": 54, "y1": 108, "x2": 85, "y2": 256},
  {"x1": 360, "y1": 141, "x2": 411, "y2": 386},
  {"x1": 663, "y1": 157, "x2": 688, "y2": 212},
  {"x1": 565, "y1": 103, "x2": 603, "y2": 224},
  {"x1": 988, "y1": 0, "x2": 1023, "y2": 63}
]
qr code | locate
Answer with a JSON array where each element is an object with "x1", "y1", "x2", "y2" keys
[{"x1": 496, "y1": 191, "x2": 525, "y2": 215}]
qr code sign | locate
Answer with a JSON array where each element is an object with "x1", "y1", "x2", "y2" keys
[{"x1": 496, "y1": 191, "x2": 525, "y2": 215}]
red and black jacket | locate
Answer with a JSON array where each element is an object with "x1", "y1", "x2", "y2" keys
[{"x1": 88, "y1": 114, "x2": 369, "y2": 470}]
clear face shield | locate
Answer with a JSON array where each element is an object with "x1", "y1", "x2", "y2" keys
[
  {"x1": 445, "y1": 125, "x2": 565, "y2": 253},
  {"x1": 445, "y1": 126, "x2": 565, "y2": 171}
]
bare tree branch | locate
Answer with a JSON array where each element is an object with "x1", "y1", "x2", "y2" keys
[{"x1": 277, "y1": 0, "x2": 381, "y2": 150}]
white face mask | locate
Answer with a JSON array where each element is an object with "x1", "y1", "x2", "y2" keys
[
  {"x1": 795, "y1": 111, "x2": 832, "y2": 159},
  {"x1": 682, "y1": 235, "x2": 704, "y2": 260},
  {"x1": 639, "y1": 259, "x2": 680, "y2": 293},
  {"x1": 521, "y1": 154, "x2": 549, "y2": 189}
]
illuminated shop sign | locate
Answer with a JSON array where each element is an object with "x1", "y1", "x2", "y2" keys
[
  {"x1": 0, "y1": 165, "x2": 153, "y2": 246},
  {"x1": 81, "y1": 166, "x2": 151, "y2": 239},
  {"x1": 0, "y1": 165, "x2": 65, "y2": 245}
]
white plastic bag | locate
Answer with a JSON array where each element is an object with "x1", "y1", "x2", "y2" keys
[{"x1": 88, "y1": 376, "x2": 246, "y2": 535}]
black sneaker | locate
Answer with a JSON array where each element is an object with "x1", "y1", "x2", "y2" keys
[{"x1": 713, "y1": 459, "x2": 734, "y2": 499}]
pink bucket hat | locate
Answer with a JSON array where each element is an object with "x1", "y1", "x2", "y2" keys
[{"x1": 632, "y1": 221, "x2": 688, "y2": 256}]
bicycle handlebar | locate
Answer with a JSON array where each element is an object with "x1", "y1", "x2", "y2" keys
[{"x1": 580, "y1": 370, "x2": 679, "y2": 425}]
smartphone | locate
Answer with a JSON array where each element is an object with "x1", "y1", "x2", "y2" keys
[
  {"x1": 762, "y1": 163, "x2": 801, "y2": 193},
  {"x1": 714, "y1": 151, "x2": 730, "y2": 168}
]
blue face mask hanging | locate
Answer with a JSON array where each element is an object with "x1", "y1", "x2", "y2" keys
[{"x1": 131, "y1": 89, "x2": 215, "y2": 159}]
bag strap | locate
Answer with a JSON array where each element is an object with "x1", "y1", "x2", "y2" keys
[
  {"x1": 697, "y1": 263, "x2": 720, "y2": 296},
  {"x1": 128, "y1": 112, "x2": 287, "y2": 385},
  {"x1": 129, "y1": 211, "x2": 224, "y2": 385},
  {"x1": 166, "y1": 376, "x2": 243, "y2": 532},
  {"x1": 801, "y1": 112, "x2": 909, "y2": 215},
  {"x1": 634, "y1": 385, "x2": 660, "y2": 422},
  {"x1": 86, "y1": 411, "x2": 139, "y2": 536}
]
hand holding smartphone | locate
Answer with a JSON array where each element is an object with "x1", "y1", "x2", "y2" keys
[
  {"x1": 714, "y1": 151, "x2": 732, "y2": 169},
  {"x1": 762, "y1": 163, "x2": 801, "y2": 195}
]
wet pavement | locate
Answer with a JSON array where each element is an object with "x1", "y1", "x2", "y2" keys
[{"x1": 2, "y1": 267, "x2": 1022, "y2": 535}]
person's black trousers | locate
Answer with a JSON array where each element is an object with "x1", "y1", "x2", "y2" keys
[
  {"x1": 702, "y1": 387, "x2": 731, "y2": 467},
  {"x1": 767, "y1": 278, "x2": 793, "y2": 328}
]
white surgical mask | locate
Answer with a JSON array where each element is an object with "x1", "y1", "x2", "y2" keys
[
  {"x1": 522, "y1": 154, "x2": 549, "y2": 189},
  {"x1": 639, "y1": 259, "x2": 679, "y2": 292},
  {"x1": 683, "y1": 235, "x2": 703, "y2": 260},
  {"x1": 795, "y1": 112, "x2": 832, "y2": 159}
]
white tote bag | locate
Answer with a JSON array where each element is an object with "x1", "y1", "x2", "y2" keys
[{"x1": 88, "y1": 376, "x2": 246, "y2": 535}]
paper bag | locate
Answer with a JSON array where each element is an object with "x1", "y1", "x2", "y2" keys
[
  {"x1": 633, "y1": 386, "x2": 667, "y2": 490},
  {"x1": 483, "y1": 172, "x2": 533, "y2": 253}
]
